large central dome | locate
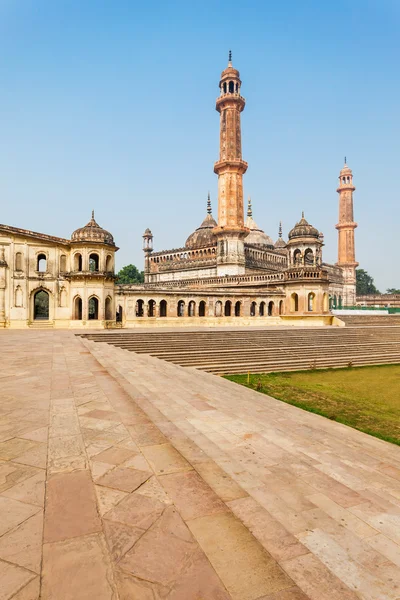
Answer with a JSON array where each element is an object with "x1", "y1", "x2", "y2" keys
[{"x1": 185, "y1": 195, "x2": 217, "y2": 249}]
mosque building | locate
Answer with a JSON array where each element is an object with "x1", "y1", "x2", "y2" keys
[{"x1": 0, "y1": 54, "x2": 356, "y2": 328}]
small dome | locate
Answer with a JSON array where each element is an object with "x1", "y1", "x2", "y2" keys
[
  {"x1": 245, "y1": 215, "x2": 274, "y2": 247},
  {"x1": 288, "y1": 213, "x2": 320, "y2": 240},
  {"x1": 274, "y1": 236, "x2": 286, "y2": 249},
  {"x1": 185, "y1": 213, "x2": 217, "y2": 249},
  {"x1": 274, "y1": 221, "x2": 286, "y2": 248},
  {"x1": 143, "y1": 228, "x2": 153, "y2": 237},
  {"x1": 71, "y1": 211, "x2": 114, "y2": 246}
]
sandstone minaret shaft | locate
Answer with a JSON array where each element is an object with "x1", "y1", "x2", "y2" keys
[
  {"x1": 336, "y1": 161, "x2": 358, "y2": 305},
  {"x1": 214, "y1": 52, "x2": 248, "y2": 276}
]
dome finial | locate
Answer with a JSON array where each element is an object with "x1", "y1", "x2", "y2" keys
[
  {"x1": 228, "y1": 50, "x2": 232, "y2": 66},
  {"x1": 279, "y1": 221, "x2": 282, "y2": 238},
  {"x1": 207, "y1": 191, "x2": 211, "y2": 214},
  {"x1": 247, "y1": 196, "x2": 252, "y2": 217},
  {"x1": 302, "y1": 211, "x2": 305, "y2": 219},
  {"x1": 344, "y1": 156, "x2": 347, "y2": 165},
  {"x1": 91, "y1": 209, "x2": 95, "y2": 220}
]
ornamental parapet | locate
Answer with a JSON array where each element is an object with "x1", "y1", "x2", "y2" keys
[
  {"x1": 284, "y1": 267, "x2": 329, "y2": 281},
  {"x1": 142, "y1": 271, "x2": 285, "y2": 289},
  {"x1": 65, "y1": 270, "x2": 116, "y2": 280}
]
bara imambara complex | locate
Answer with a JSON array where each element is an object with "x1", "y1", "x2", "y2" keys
[{"x1": 0, "y1": 55, "x2": 358, "y2": 329}]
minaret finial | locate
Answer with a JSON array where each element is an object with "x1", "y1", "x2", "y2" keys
[
  {"x1": 247, "y1": 196, "x2": 252, "y2": 217},
  {"x1": 279, "y1": 221, "x2": 282, "y2": 238},
  {"x1": 207, "y1": 192, "x2": 211, "y2": 214},
  {"x1": 344, "y1": 156, "x2": 347, "y2": 165},
  {"x1": 228, "y1": 50, "x2": 232, "y2": 66},
  {"x1": 91, "y1": 209, "x2": 95, "y2": 220}
]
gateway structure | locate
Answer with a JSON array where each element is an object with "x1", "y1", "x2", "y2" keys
[{"x1": 0, "y1": 55, "x2": 356, "y2": 329}]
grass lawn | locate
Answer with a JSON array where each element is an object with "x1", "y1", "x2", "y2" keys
[{"x1": 225, "y1": 364, "x2": 400, "y2": 446}]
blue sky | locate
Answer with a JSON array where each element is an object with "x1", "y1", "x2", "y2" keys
[{"x1": 1, "y1": 0, "x2": 399, "y2": 290}]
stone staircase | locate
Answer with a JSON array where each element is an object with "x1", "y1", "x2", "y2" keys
[
  {"x1": 80, "y1": 325, "x2": 400, "y2": 374},
  {"x1": 28, "y1": 320, "x2": 54, "y2": 329},
  {"x1": 340, "y1": 314, "x2": 400, "y2": 327}
]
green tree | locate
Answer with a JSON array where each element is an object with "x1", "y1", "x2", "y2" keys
[
  {"x1": 356, "y1": 269, "x2": 380, "y2": 295},
  {"x1": 386, "y1": 288, "x2": 400, "y2": 294},
  {"x1": 116, "y1": 264, "x2": 144, "y2": 284}
]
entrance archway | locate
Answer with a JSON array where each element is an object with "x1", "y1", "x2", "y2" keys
[
  {"x1": 34, "y1": 290, "x2": 49, "y2": 320},
  {"x1": 224, "y1": 300, "x2": 232, "y2": 316},
  {"x1": 88, "y1": 297, "x2": 99, "y2": 320},
  {"x1": 105, "y1": 296, "x2": 113, "y2": 320},
  {"x1": 74, "y1": 296, "x2": 82, "y2": 320},
  {"x1": 235, "y1": 301, "x2": 241, "y2": 317},
  {"x1": 159, "y1": 300, "x2": 167, "y2": 317},
  {"x1": 199, "y1": 301, "x2": 206, "y2": 317}
]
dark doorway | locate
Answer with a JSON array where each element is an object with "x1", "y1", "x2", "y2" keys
[
  {"x1": 199, "y1": 301, "x2": 206, "y2": 317},
  {"x1": 34, "y1": 290, "x2": 49, "y2": 320},
  {"x1": 160, "y1": 300, "x2": 167, "y2": 317},
  {"x1": 74, "y1": 297, "x2": 82, "y2": 320}
]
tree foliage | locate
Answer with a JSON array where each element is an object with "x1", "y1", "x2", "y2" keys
[
  {"x1": 386, "y1": 288, "x2": 400, "y2": 294},
  {"x1": 356, "y1": 269, "x2": 380, "y2": 295},
  {"x1": 117, "y1": 264, "x2": 144, "y2": 284}
]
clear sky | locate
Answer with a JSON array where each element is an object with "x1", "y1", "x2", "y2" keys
[{"x1": 1, "y1": 0, "x2": 399, "y2": 291}]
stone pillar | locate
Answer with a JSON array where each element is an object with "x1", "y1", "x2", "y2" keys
[{"x1": 0, "y1": 246, "x2": 8, "y2": 326}]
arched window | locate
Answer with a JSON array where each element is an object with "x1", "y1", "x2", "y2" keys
[
  {"x1": 74, "y1": 296, "x2": 82, "y2": 320},
  {"x1": 188, "y1": 300, "x2": 196, "y2": 317},
  {"x1": 15, "y1": 252, "x2": 22, "y2": 271},
  {"x1": 229, "y1": 81, "x2": 234, "y2": 93},
  {"x1": 259, "y1": 301, "x2": 265, "y2": 316},
  {"x1": 136, "y1": 299, "x2": 144, "y2": 317},
  {"x1": 177, "y1": 300, "x2": 185, "y2": 317},
  {"x1": 291, "y1": 293, "x2": 299, "y2": 312},
  {"x1": 34, "y1": 290, "x2": 49, "y2": 320},
  {"x1": 148, "y1": 299, "x2": 156, "y2": 317},
  {"x1": 304, "y1": 249, "x2": 314, "y2": 266},
  {"x1": 279, "y1": 300, "x2": 284, "y2": 315},
  {"x1": 235, "y1": 301, "x2": 241, "y2": 317},
  {"x1": 60, "y1": 255, "x2": 67, "y2": 272},
  {"x1": 37, "y1": 254, "x2": 47, "y2": 272},
  {"x1": 224, "y1": 300, "x2": 232, "y2": 317},
  {"x1": 199, "y1": 301, "x2": 206, "y2": 317},
  {"x1": 89, "y1": 253, "x2": 99, "y2": 272},
  {"x1": 88, "y1": 297, "x2": 99, "y2": 320},
  {"x1": 15, "y1": 286, "x2": 23, "y2": 307},
  {"x1": 268, "y1": 301, "x2": 274, "y2": 316},
  {"x1": 160, "y1": 300, "x2": 167, "y2": 317},
  {"x1": 293, "y1": 249, "x2": 301, "y2": 266},
  {"x1": 223, "y1": 82, "x2": 227, "y2": 93},
  {"x1": 106, "y1": 255, "x2": 113, "y2": 272},
  {"x1": 105, "y1": 296, "x2": 113, "y2": 320},
  {"x1": 250, "y1": 301, "x2": 257, "y2": 316},
  {"x1": 74, "y1": 253, "x2": 82, "y2": 272},
  {"x1": 215, "y1": 301, "x2": 222, "y2": 317}
]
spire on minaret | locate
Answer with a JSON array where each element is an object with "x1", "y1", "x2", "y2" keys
[
  {"x1": 344, "y1": 156, "x2": 347, "y2": 165},
  {"x1": 247, "y1": 196, "x2": 252, "y2": 217},
  {"x1": 228, "y1": 50, "x2": 232, "y2": 66},
  {"x1": 207, "y1": 192, "x2": 212, "y2": 214}
]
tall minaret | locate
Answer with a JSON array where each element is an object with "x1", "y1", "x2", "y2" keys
[
  {"x1": 336, "y1": 159, "x2": 358, "y2": 305},
  {"x1": 214, "y1": 51, "x2": 248, "y2": 276}
]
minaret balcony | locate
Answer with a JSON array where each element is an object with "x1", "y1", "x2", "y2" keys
[
  {"x1": 216, "y1": 94, "x2": 245, "y2": 112},
  {"x1": 214, "y1": 159, "x2": 248, "y2": 175}
]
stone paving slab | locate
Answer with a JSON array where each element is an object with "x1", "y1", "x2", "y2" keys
[{"x1": 0, "y1": 330, "x2": 400, "y2": 599}]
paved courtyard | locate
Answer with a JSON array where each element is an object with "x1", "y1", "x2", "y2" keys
[{"x1": 1, "y1": 330, "x2": 400, "y2": 599}]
